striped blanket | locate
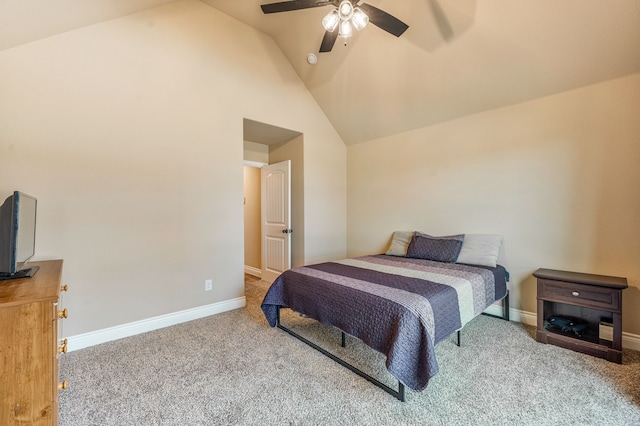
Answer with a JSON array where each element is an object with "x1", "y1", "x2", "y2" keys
[{"x1": 261, "y1": 255, "x2": 508, "y2": 391}]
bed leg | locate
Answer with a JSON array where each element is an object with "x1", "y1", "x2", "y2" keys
[
  {"x1": 456, "y1": 330, "x2": 461, "y2": 347},
  {"x1": 398, "y1": 382, "x2": 405, "y2": 402},
  {"x1": 503, "y1": 290, "x2": 510, "y2": 321},
  {"x1": 341, "y1": 331, "x2": 346, "y2": 348},
  {"x1": 276, "y1": 306, "x2": 281, "y2": 326},
  {"x1": 481, "y1": 290, "x2": 510, "y2": 322}
]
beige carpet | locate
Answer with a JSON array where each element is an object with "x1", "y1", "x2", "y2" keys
[{"x1": 58, "y1": 278, "x2": 640, "y2": 425}]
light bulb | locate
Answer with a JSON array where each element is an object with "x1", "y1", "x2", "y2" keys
[
  {"x1": 322, "y1": 9, "x2": 340, "y2": 32},
  {"x1": 338, "y1": 0, "x2": 354, "y2": 20},
  {"x1": 352, "y1": 8, "x2": 369, "y2": 31},
  {"x1": 339, "y1": 19, "x2": 353, "y2": 38}
]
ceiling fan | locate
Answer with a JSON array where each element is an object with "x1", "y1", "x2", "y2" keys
[{"x1": 261, "y1": 0, "x2": 409, "y2": 53}]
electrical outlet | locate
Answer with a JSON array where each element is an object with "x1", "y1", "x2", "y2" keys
[{"x1": 204, "y1": 279, "x2": 212, "y2": 291}]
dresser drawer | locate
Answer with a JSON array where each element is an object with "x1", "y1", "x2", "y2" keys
[{"x1": 538, "y1": 279, "x2": 621, "y2": 311}]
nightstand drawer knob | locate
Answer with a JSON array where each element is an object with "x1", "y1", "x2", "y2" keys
[
  {"x1": 572, "y1": 291, "x2": 580, "y2": 296},
  {"x1": 58, "y1": 308, "x2": 68, "y2": 319},
  {"x1": 58, "y1": 380, "x2": 68, "y2": 391}
]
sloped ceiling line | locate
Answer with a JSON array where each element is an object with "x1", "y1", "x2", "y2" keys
[{"x1": 3, "y1": 0, "x2": 639, "y2": 145}]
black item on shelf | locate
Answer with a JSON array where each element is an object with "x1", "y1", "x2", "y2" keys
[{"x1": 544, "y1": 316, "x2": 588, "y2": 337}]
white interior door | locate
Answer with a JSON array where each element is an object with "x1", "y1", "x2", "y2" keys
[{"x1": 261, "y1": 160, "x2": 291, "y2": 283}]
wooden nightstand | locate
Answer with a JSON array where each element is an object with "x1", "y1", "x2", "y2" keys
[{"x1": 534, "y1": 268, "x2": 627, "y2": 363}]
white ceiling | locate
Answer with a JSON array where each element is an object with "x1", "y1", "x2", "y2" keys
[
  {"x1": 2, "y1": 0, "x2": 640, "y2": 145},
  {"x1": 0, "y1": 0, "x2": 177, "y2": 51}
]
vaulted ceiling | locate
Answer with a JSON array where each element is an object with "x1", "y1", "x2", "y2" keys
[{"x1": 2, "y1": 1, "x2": 640, "y2": 145}]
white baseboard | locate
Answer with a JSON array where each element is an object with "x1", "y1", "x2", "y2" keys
[
  {"x1": 483, "y1": 304, "x2": 536, "y2": 326},
  {"x1": 244, "y1": 265, "x2": 261, "y2": 278},
  {"x1": 483, "y1": 304, "x2": 640, "y2": 351},
  {"x1": 67, "y1": 295, "x2": 640, "y2": 354},
  {"x1": 66, "y1": 296, "x2": 246, "y2": 352},
  {"x1": 620, "y1": 331, "x2": 640, "y2": 352}
]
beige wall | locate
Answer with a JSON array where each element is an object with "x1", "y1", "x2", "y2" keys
[
  {"x1": 0, "y1": 0, "x2": 347, "y2": 337},
  {"x1": 243, "y1": 166, "x2": 261, "y2": 271},
  {"x1": 347, "y1": 73, "x2": 640, "y2": 335}
]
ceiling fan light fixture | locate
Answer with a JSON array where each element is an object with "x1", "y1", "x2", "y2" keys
[
  {"x1": 351, "y1": 7, "x2": 369, "y2": 31},
  {"x1": 322, "y1": 9, "x2": 340, "y2": 32},
  {"x1": 339, "y1": 19, "x2": 353, "y2": 38},
  {"x1": 260, "y1": 0, "x2": 409, "y2": 53}
]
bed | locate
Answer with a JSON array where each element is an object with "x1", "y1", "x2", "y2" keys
[{"x1": 261, "y1": 233, "x2": 509, "y2": 401}]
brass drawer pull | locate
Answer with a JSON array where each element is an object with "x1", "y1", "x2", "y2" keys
[
  {"x1": 60, "y1": 285, "x2": 68, "y2": 292},
  {"x1": 58, "y1": 380, "x2": 68, "y2": 391},
  {"x1": 571, "y1": 291, "x2": 580, "y2": 296},
  {"x1": 59, "y1": 339, "x2": 68, "y2": 354},
  {"x1": 58, "y1": 308, "x2": 68, "y2": 319}
]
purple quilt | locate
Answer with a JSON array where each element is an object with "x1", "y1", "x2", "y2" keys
[{"x1": 261, "y1": 254, "x2": 508, "y2": 392}]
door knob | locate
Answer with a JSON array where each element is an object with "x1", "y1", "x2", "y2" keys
[{"x1": 281, "y1": 229, "x2": 293, "y2": 234}]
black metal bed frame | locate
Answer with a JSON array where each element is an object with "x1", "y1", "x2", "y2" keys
[{"x1": 275, "y1": 290, "x2": 510, "y2": 402}]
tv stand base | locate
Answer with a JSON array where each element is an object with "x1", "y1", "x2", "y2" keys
[{"x1": 0, "y1": 265, "x2": 40, "y2": 281}]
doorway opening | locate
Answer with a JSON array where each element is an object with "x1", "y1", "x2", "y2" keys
[{"x1": 242, "y1": 118, "x2": 304, "y2": 283}]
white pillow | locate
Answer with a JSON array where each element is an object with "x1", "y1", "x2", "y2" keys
[
  {"x1": 456, "y1": 234, "x2": 503, "y2": 267},
  {"x1": 385, "y1": 231, "x2": 415, "y2": 256}
]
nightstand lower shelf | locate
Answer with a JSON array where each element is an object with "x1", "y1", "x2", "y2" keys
[{"x1": 537, "y1": 327, "x2": 618, "y2": 362}]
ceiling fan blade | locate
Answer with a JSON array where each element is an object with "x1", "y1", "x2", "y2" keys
[
  {"x1": 261, "y1": 0, "x2": 332, "y2": 14},
  {"x1": 359, "y1": 3, "x2": 409, "y2": 37},
  {"x1": 319, "y1": 30, "x2": 338, "y2": 52}
]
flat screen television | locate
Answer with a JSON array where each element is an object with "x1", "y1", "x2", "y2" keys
[{"x1": 0, "y1": 191, "x2": 39, "y2": 280}]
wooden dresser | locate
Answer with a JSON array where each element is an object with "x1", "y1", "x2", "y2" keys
[{"x1": 0, "y1": 260, "x2": 67, "y2": 425}]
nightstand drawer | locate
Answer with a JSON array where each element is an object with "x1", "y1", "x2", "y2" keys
[{"x1": 538, "y1": 279, "x2": 621, "y2": 311}]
